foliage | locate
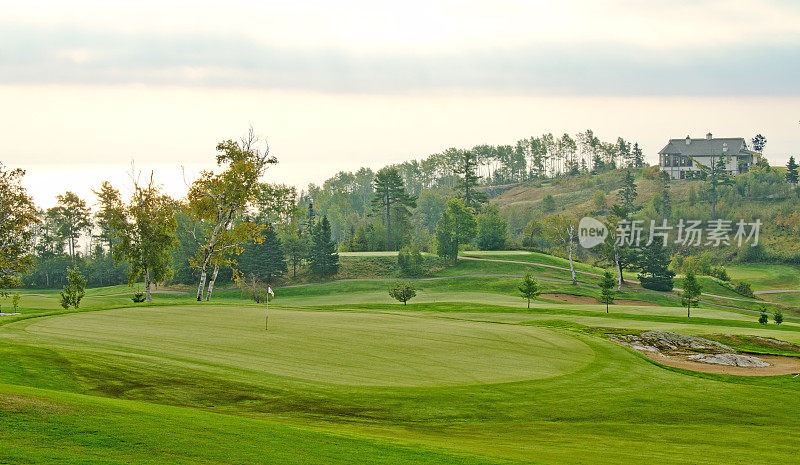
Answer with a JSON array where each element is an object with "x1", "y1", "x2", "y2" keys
[
  {"x1": 0, "y1": 162, "x2": 38, "y2": 294},
  {"x1": 59, "y1": 266, "x2": 86, "y2": 309},
  {"x1": 106, "y1": 174, "x2": 178, "y2": 303},
  {"x1": 733, "y1": 281, "x2": 755, "y2": 298},
  {"x1": 454, "y1": 149, "x2": 487, "y2": 208},
  {"x1": 131, "y1": 291, "x2": 146, "y2": 303},
  {"x1": 476, "y1": 204, "x2": 508, "y2": 250},
  {"x1": 598, "y1": 271, "x2": 616, "y2": 313},
  {"x1": 54, "y1": 191, "x2": 92, "y2": 259},
  {"x1": 436, "y1": 199, "x2": 476, "y2": 264},
  {"x1": 517, "y1": 273, "x2": 541, "y2": 308},
  {"x1": 786, "y1": 156, "x2": 799, "y2": 187},
  {"x1": 309, "y1": 216, "x2": 339, "y2": 277},
  {"x1": 11, "y1": 293, "x2": 20, "y2": 312},
  {"x1": 773, "y1": 310, "x2": 783, "y2": 325},
  {"x1": 186, "y1": 128, "x2": 277, "y2": 301},
  {"x1": 237, "y1": 224, "x2": 286, "y2": 284},
  {"x1": 388, "y1": 281, "x2": 416, "y2": 305},
  {"x1": 281, "y1": 229, "x2": 309, "y2": 278},
  {"x1": 618, "y1": 170, "x2": 638, "y2": 212},
  {"x1": 681, "y1": 271, "x2": 702, "y2": 318},
  {"x1": 240, "y1": 275, "x2": 272, "y2": 303},
  {"x1": 634, "y1": 237, "x2": 675, "y2": 292},
  {"x1": 371, "y1": 167, "x2": 417, "y2": 251},
  {"x1": 758, "y1": 312, "x2": 768, "y2": 324},
  {"x1": 397, "y1": 246, "x2": 423, "y2": 277}
]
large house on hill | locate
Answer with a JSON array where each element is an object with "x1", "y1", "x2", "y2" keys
[{"x1": 658, "y1": 133, "x2": 757, "y2": 180}]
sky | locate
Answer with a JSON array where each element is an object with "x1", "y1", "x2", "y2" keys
[{"x1": 1, "y1": 0, "x2": 799, "y2": 207}]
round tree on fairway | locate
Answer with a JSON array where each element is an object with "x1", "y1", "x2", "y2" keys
[
  {"x1": 599, "y1": 270, "x2": 616, "y2": 313},
  {"x1": 518, "y1": 273, "x2": 541, "y2": 309},
  {"x1": 389, "y1": 282, "x2": 416, "y2": 305},
  {"x1": 681, "y1": 271, "x2": 702, "y2": 318}
]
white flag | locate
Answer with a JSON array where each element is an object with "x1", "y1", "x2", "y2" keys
[{"x1": 267, "y1": 287, "x2": 274, "y2": 297}]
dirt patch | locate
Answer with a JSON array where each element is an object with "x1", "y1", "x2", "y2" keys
[
  {"x1": 642, "y1": 351, "x2": 800, "y2": 376},
  {"x1": 540, "y1": 293, "x2": 658, "y2": 306}
]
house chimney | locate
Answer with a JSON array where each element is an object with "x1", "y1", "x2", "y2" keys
[
  {"x1": 706, "y1": 132, "x2": 713, "y2": 140},
  {"x1": 685, "y1": 135, "x2": 691, "y2": 145}
]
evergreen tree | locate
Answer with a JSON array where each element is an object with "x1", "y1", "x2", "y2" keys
[
  {"x1": 599, "y1": 271, "x2": 616, "y2": 313},
  {"x1": 634, "y1": 237, "x2": 675, "y2": 292},
  {"x1": 618, "y1": 171, "x2": 637, "y2": 212},
  {"x1": 786, "y1": 156, "x2": 799, "y2": 188},
  {"x1": 631, "y1": 142, "x2": 644, "y2": 168},
  {"x1": 280, "y1": 228, "x2": 309, "y2": 278},
  {"x1": 681, "y1": 271, "x2": 702, "y2": 318},
  {"x1": 455, "y1": 150, "x2": 487, "y2": 208},
  {"x1": 309, "y1": 216, "x2": 339, "y2": 277},
  {"x1": 371, "y1": 167, "x2": 416, "y2": 251},
  {"x1": 238, "y1": 224, "x2": 287, "y2": 283}
]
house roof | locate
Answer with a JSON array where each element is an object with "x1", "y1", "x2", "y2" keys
[{"x1": 658, "y1": 137, "x2": 756, "y2": 157}]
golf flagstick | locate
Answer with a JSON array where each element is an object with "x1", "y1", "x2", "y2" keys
[{"x1": 266, "y1": 286, "x2": 274, "y2": 330}]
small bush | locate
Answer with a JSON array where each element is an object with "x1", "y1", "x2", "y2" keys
[
  {"x1": 11, "y1": 293, "x2": 20, "y2": 312},
  {"x1": 639, "y1": 276, "x2": 674, "y2": 292},
  {"x1": 733, "y1": 281, "x2": 755, "y2": 298},
  {"x1": 774, "y1": 310, "x2": 783, "y2": 325},
  {"x1": 131, "y1": 292, "x2": 146, "y2": 303},
  {"x1": 397, "y1": 246, "x2": 423, "y2": 277},
  {"x1": 759, "y1": 313, "x2": 769, "y2": 325},
  {"x1": 709, "y1": 266, "x2": 730, "y2": 282}
]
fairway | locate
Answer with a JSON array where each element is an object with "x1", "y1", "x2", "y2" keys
[{"x1": 4, "y1": 306, "x2": 594, "y2": 387}]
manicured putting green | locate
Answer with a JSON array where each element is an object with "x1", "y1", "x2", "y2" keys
[{"x1": 8, "y1": 306, "x2": 594, "y2": 387}]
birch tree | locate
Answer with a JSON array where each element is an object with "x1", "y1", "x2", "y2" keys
[
  {"x1": 545, "y1": 214, "x2": 578, "y2": 284},
  {"x1": 186, "y1": 128, "x2": 277, "y2": 301}
]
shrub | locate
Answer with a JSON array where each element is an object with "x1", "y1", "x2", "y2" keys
[
  {"x1": 11, "y1": 293, "x2": 20, "y2": 312},
  {"x1": 397, "y1": 246, "x2": 423, "y2": 277},
  {"x1": 59, "y1": 267, "x2": 86, "y2": 309},
  {"x1": 733, "y1": 281, "x2": 755, "y2": 298},
  {"x1": 759, "y1": 313, "x2": 769, "y2": 324},
  {"x1": 709, "y1": 266, "x2": 730, "y2": 282},
  {"x1": 131, "y1": 292, "x2": 146, "y2": 303},
  {"x1": 774, "y1": 310, "x2": 783, "y2": 325}
]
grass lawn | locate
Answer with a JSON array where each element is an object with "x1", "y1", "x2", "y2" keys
[{"x1": 3, "y1": 256, "x2": 800, "y2": 464}]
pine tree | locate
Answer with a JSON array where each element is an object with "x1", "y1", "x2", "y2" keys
[
  {"x1": 371, "y1": 167, "x2": 416, "y2": 251},
  {"x1": 631, "y1": 142, "x2": 644, "y2": 168},
  {"x1": 455, "y1": 150, "x2": 487, "y2": 208},
  {"x1": 786, "y1": 156, "x2": 799, "y2": 187},
  {"x1": 599, "y1": 271, "x2": 616, "y2": 313},
  {"x1": 309, "y1": 216, "x2": 339, "y2": 277},
  {"x1": 634, "y1": 237, "x2": 675, "y2": 292},
  {"x1": 238, "y1": 224, "x2": 287, "y2": 283},
  {"x1": 618, "y1": 171, "x2": 637, "y2": 212}
]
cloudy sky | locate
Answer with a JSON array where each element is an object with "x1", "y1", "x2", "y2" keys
[{"x1": 2, "y1": 0, "x2": 799, "y2": 206}]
